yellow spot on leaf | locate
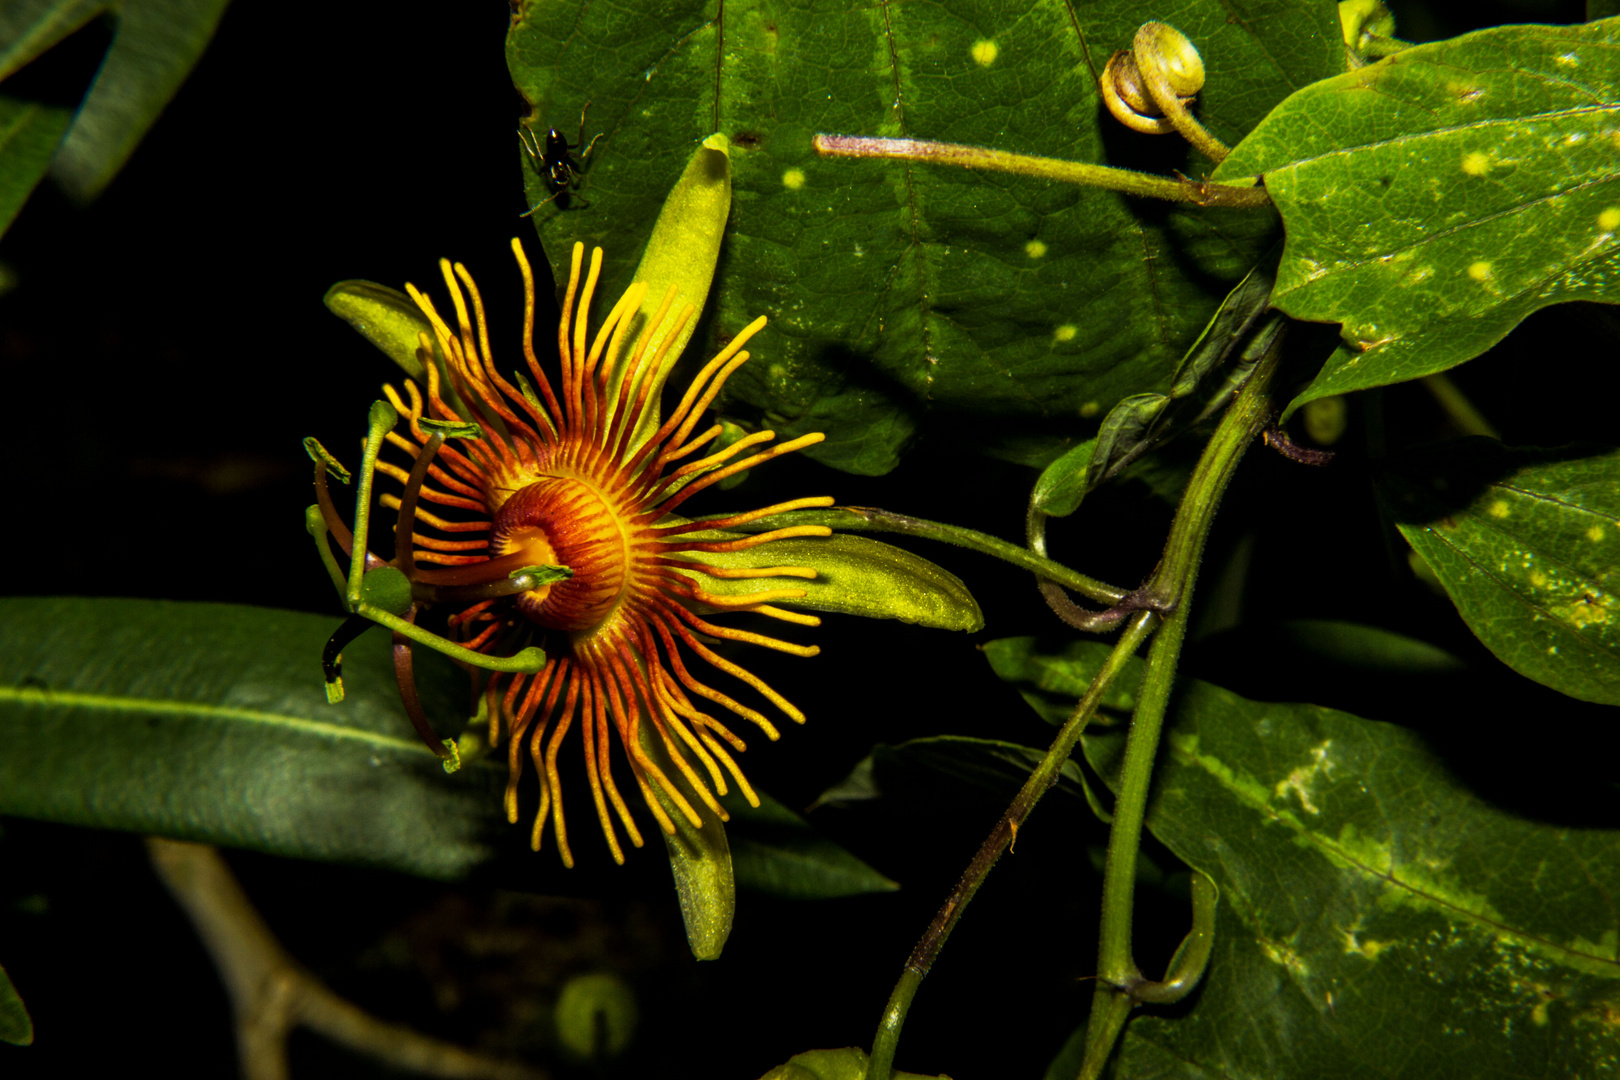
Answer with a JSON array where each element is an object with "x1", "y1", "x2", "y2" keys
[
  {"x1": 1079, "y1": 400, "x2": 1100, "y2": 418},
  {"x1": 1054, "y1": 324, "x2": 1078, "y2": 343},
  {"x1": 1530, "y1": 570, "x2": 1547, "y2": 588},
  {"x1": 971, "y1": 39, "x2": 998, "y2": 66},
  {"x1": 1587, "y1": 525, "x2": 1605, "y2": 542},
  {"x1": 1600, "y1": 208, "x2": 1620, "y2": 232},
  {"x1": 1469, "y1": 261, "x2": 1493, "y2": 282},
  {"x1": 1025, "y1": 239, "x2": 1047, "y2": 259},
  {"x1": 1462, "y1": 151, "x2": 1491, "y2": 176},
  {"x1": 1488, "y1": 499, "x2": 1510, "y2": 518},
  {"x1": 1565, "y1": 598, "x2": 1609, "y2": 629},
  {"x1": 782, "y1": 168, "x2": 806, "y2": 190}
]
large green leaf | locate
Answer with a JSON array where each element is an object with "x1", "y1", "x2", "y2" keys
[
  {"x1": 1075, "y1": 654, "x2": 1620, "y2": 1078},
  {"x1": 0, "y1": 598, "x2": 894, "y2": 898},
  {"x1": 1377, "y1": 439, "x2": 1620, "y2": 706},
  {"x1": 1216, "y1": 20, "x2": 1620, "y2": 412},
  {"x1": 507, "y1": 0, "x2": 1342, "y2": 473},
  {"x1": 0, "y1": 961, "x2": 30, "y2": 1046}
]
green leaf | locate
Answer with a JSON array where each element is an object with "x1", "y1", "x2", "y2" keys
[
  {"x1": 1377, "y1": 439, "x2": 1620, "y2": 705},
  {"x1": 815, "y1": 736, "x2": 1101, "y2": 822},
  {"x1": 1263, "y1": 618, "x2": 1467, "y2": 676},
  {"x1": 757, "y1": 1047, "x2": 947, "y2": 1080},
  {"x1": 508, "y1": 0, "x2": 1342, "y2": 473},
  {"x1": 0, "y1": 598, "x2": 888, "y2": 921},
  {"x1": 723, "y1": 790, "x2": 897, "y2": 899},
  {"x1": 1082, "y1": 674, "x2": 1620, "y2": 1078},
  {"x1": 47, "y1": 0, "x2": 232, "y2": 201},
  {"x1": 0, "y1": 962, "x2": 31, "y2": 1046},
  {"x1": 1031, "y1": 437, "x2": 1098, "y2": 518},
  {"x1": 981, "y1": 636, "x2": 1143, "y2": 727},
  {"x1": 0, "y1": 94, "x2": 71, "y2": 239},
  {"x1": 690, "y1": 532, "x2": 984, "y2": 632},
  {"x1": 0, "y1": 597, "x2": 508, "y2": 879},
  {"x1": 0, "y1": 0, "x2": 106, "y2": 83},
  {"x1": 1216, "y1": 19, "x2": 1620, "y2": 413}
]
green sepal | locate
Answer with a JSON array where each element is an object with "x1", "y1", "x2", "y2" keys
[
  {"x1": 418, "y1": 418, "x2": 483, "y2": 440},
  {"x1": 683, "y1": 532, "x2": 983, "y2": 631},
  {"x1": 358, "y1": 566, "x2": 413, "y2": 618},
  {"x1": 637, "y1": 714, "x2": 734, "y2": 961},
  {"x1": 510, "y1": 565, "x2": 573, "y2": 588},
  {"x1": 609, "y1": 134, "x2": 733, "y2": 451},
  {"x1": 302, "y1": 437, "x2": 351, "y2": 483}
]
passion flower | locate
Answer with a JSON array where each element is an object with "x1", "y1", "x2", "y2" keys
[{"x1": 314, "y1": 238, "x2": 832, "y2": 867}]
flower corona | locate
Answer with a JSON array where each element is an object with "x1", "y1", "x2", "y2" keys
[{"x1": 364, "y1": 240, "x2": 833, "y2": 866}]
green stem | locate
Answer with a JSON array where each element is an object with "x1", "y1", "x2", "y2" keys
[
  {"x1": 346, "y1": 401, "x2": 399, "y2": 611},
  {"x1": 867, "y1": 610, "x2": 1158, "y2": 1080},
  {"x1": 739, "y1": 507, "x2": 1126, "y2": 606},
  {"x1": 356, "y1": 604, "x2": 547, "y2": 674},
  {"x1": 813, "y1": 135, "x2": 1271, "y2": 209},
  {"x1": 1078, "y1": 337, "x2": 1284, "y2": 1080}
]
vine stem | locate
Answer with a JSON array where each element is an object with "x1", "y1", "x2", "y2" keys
[
  {"x1": 866, "y1": 609, "x2": 1159, "y2": 1080},
  {"x1": 1078, "y1": 334, "x2": 1285, "y2": 1079},
  {"x1": 738, "y1": 506, "x2": 1128, "y2": 606},
  {"x1": 812, "y1": 135, "x2": 1271, "y2": 209}
]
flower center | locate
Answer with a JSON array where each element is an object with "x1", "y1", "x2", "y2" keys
[{"x1": 491, "y1": 475, "x2": 630, "y2": 633}]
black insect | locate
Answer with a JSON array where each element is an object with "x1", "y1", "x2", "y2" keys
[{"x1": 519, "y1": 101, "x2": 603, "y2": 215}]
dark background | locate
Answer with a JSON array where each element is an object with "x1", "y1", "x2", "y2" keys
[{"x1": 1, "y1": 1, "x2": 1609, "y2": 1077}]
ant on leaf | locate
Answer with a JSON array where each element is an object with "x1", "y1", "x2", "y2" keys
[{"x1": 519, "y1": 101, "x2": 604, "y2": 215}]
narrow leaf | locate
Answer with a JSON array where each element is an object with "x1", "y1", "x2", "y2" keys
[
  {"x1": 0, "y1": 597, "x2": 506, "y2": 879},
  {"x1": 0, "y1": 94, "x2": 72, "y2": 238},
  {"x1": 0, "y1": 0, "x2": 106, "y2": 82},
  {"x1": 1378, "y1": 439, "x2": 1620, "y2": 705},
  {"x1": 49, "y1": 0, "x2": 232, "y2": 201}
]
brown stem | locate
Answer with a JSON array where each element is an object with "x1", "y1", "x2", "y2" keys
[{"x1": 146, "y1": 839, "x2": 543, "y2": 1080}]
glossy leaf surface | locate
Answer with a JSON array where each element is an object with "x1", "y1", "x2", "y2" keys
[
  {"x1": 1216, "y1": 20, "x2": 1620, "y2": 411},
  {"x1": 0, "y1": 598, "x2": 895, "y2": 899},
  {"x1": 1378, "y1": 439, "x2": 1620, "y2": 705},
  {"x1": 507, "y1": 0, "x2": 1342, "y2": 473},
  {"x1": 1075, "y1": 655, "x2": 1620, "y2": 1078}
]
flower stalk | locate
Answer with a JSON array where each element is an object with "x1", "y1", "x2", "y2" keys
[{"x1": 812, "y1": 134, "x2": 1270, "y2": 209}]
